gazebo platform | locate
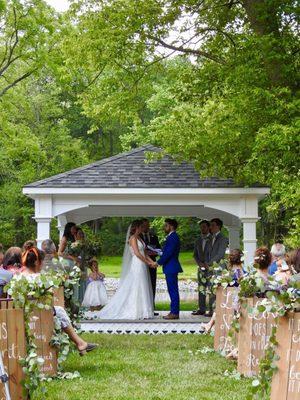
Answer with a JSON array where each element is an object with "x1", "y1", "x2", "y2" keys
[{"x1": 80, "y1": 311, "x2": 210, "y2": 335}]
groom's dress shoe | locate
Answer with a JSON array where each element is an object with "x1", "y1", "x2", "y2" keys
[
  {"x1": 191, "y1": 310, "x2": 205, "y2": 316},
  {"x1": 154, "y1": 312, "x2": 159, "y2": 316},
  {"x1": 163, "y1": 313, "x2": 179, "y2": 320}
]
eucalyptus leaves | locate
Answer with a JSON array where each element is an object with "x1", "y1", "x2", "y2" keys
[{"x1": 6, "y1": 267, "x2": 81, "y2": 396}]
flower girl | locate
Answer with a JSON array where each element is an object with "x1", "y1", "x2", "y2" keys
[{"x1": 82, "y1": 258, "x2": 108, "y2": 311}]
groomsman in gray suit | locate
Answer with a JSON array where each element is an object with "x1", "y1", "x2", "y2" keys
[
  {"x1": 192, "y1": 220, "x2": 211, "y2": 316},
  {"x1": 206, "y1": 218, "x2": 229, "y2": 316}
]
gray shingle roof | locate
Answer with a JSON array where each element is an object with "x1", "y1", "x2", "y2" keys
[{"x1": 24, "y1": 145, "x2": 246, "y2": 188}]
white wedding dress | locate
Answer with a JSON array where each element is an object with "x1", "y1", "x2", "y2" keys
[{"x1": 98, "y1": 238, "x2": 154, "y2": 320}]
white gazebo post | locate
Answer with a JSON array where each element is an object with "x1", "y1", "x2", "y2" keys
[
  {"x1": 227, "y1": 226, "x2": 240, "y2": 250},
  {"x1": 57, "y1": 215, "x2": 68, "y2": 240},
  {"x1": 241, "y1": 218, "x2": 258, "y2": 266},
  {"x1": 34, "y1": 195, "x2": 53, "y2": 248}
]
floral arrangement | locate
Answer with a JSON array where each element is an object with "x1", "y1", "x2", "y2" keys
[
  {"x1": 68, "y1": 241, "x2": 84, "y2": 257},
  {"x1": 5, "y1": 268, "x2": 81, "y2": 396},
  {"x1": 248, "y1": 281, "x2": 300, "y2": 399}
]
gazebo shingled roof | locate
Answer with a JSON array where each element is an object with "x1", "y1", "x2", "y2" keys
[
  {"x1": 23, "y1": 145, "x2": 270, "y2": 265},
  {"x1": 25, "y1": 145, "x2": 251, "y2": 189}
]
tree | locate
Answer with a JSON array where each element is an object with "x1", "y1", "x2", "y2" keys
[
  {"x1": 0, "y1": 77, "x2": 88, "y2": 246},
  {"x1": 63, "y1": 0, "x2": 299, "y2": 245},
  {"x1": 0, "y1": 0, "x2": 58, "y2": 97}
]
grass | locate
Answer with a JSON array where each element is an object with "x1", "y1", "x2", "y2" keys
[
  {"x1": 155, "y1": 301, "x2": 198, "y2": 311},
  {"x1": 33, "y1": 334, "x2": 252, "y2": 400},
  {"x1": 100, "y1": 251, "x2": 198, "y2": 280}
]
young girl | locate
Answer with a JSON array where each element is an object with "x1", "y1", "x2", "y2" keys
[{"x1": 82, "y1": 259, "x2": 108, "y2": 311}]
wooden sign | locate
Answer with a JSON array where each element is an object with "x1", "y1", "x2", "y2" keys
[
  {"x1": 271, "y1": 312, "x2": 300, "y2": 400},
  {"x1": 29, "y1": 309, "x2": 57, "y2": 377},
  {"x1": 53, "y1": 287, "x2": 65, "y2": 308},
  {"x1": 214, "y1": 286, "x2": 239, "y2": 352},
  {"x1": 238, "y1": 297, "x2": 277, "y2": 377},
  {"x1": 0, "y1": 300, "x2": 26, "y2": 400}
]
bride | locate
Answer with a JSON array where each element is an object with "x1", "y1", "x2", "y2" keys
[{"x1": 98, "y1": 220, "x2": 156, "y2": 320}]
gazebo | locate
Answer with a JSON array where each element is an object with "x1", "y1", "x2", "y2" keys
[{"x1": 23, "y1": 145, "x2": 269, "y2": 265}]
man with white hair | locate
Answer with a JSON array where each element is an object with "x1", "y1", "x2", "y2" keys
[
  {"x1": 269, "y1": 241, "x2": 286, "y2": 275},
  {"x1": 41, "y1": 239, "x2": 62, "y2": 271}
]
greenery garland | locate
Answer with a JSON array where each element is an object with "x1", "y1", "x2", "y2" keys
[
  {"x1": 6, "y1": 267, "x2": 82, "y2": 396},
  {"x1": 248, "y1": 284, "x2": 300, "y2": 399}
]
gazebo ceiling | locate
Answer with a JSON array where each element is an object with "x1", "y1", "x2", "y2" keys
[{"x1": 24, "y1": 145, "x2": 262, "y2": 190}]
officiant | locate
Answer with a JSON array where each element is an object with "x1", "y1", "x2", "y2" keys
[{"x1": 141, "y1": 218, "x2": 161, "y2": 310}]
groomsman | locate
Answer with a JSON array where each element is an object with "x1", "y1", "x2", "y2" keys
[
  {"x1": 206, "y1": 218, "x2": 229, "y2": 316},
  {"x1": 191, "y1": 220, "x2": 211, "y2": 316},
  {"x1": 141, "y1": 219, "x2": 161, "y2": 311}
]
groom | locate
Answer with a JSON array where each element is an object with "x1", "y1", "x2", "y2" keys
[{"x1": 156, "y1": 218, "x2": 182, "y2": 320}]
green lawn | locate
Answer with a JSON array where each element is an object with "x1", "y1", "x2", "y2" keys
[
  {"x1": 33, "y1": 334, "x2": 251, "y2": 400},
  {"x1": 100, "y1": 251, "x2": 198, "y2": 280},
  {"x1": 155, "y1": 301, "x2": 198, "y2": 311}
]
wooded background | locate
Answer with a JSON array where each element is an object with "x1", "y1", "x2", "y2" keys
[{"x1": 0, "y1": 0, "x2": 298, "y2": 250}]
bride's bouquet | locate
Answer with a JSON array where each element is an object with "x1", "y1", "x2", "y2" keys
[{"x1": 68, "y1": 241, "x2": 84, "y2": 257}]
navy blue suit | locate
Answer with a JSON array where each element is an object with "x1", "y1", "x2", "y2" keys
[{"x1": 157, "y1": 231, "x2": 182, "y2": 315}]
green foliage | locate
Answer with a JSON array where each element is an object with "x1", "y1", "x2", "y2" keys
[
  {"x1": 63, "y1": 0, "x2": 299, "y2": 244},
  {"x1": 6, "y1": 268, "x2": 81, "y2": 396}
]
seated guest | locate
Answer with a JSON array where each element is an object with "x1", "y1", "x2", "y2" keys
[
  {"x1": 254, "y1": 246, "x2": 275, "y2": 292},
  {"x1": 22, "y1": 240, "x2": 37, "y2": 252},
  {"x1": 228, "y1": 249, "x2": 247, "y2": 286},
  {"x1": 0, "y1": 244, "x2": 4, "y2": 266},
  {"x1": 21, "y1": 246, "x2": 98, "y2": 356},
  {"x1": 268, "y1": 241, "x2": 286, "y2": 275},
  {"x1": 202, "y1": 248, "x2": 245, "y2": 334},
  {"x1": 41, "y1": 239, "x2": 62, "y2": 271},
  {"x1": 288, "y1": 249, "x2": 300, "y2": 283},
  {"x1": 274, "y1": 257, "x2": 292, "y2": 285},
  {"x1": 2, "y1": 247, "x2": 25, "y2": 274}
]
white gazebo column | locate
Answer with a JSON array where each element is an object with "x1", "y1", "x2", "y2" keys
[
  {"x1": 57, "y1": 215, "x2": 68, "y2": 240},
  {"x1": 227, "y1": 226, "x2": 240, "y2": 250},
  {"x1": 35, "y1": 218, "x2": 52, "y2": 248},
  {"x1": 34, "y1": 195, "x2": 53, "y2": 248},
  {"x1": 241, "y1": 218, "x2": 258, "y2": 266}
]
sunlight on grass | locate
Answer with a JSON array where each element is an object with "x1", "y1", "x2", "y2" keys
[{"x1": 33, "y1": 334, "x2": 251, "y2": 400}]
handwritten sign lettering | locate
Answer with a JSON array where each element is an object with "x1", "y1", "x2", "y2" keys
[
  {"x1": 0, "y1": 306, "x2": 26, "y2": 400},
  {"x1": 238, "y1": 297, "x2": 276, "y2": 377},
  {"x1": 214, "y1": 287, "x2": 239, "y2": 352},
  {"x1": 271, "y1": 312, "x2": 300, "y2": 400}
]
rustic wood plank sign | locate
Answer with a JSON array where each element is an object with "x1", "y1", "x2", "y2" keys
[
  {"x1": 237, "y1": 297, "x2": 277, "y2": 377},
  {"x1": 271, "y1": 312, "x2": 300, "y2": 400},
  {"x1": 0, "y1": 300, "x2": 26, "y2": 400},
  {"x1": 29, "y1": 309, "x2": 57, "y2": 377},
  {"x1": 214, "y1": 287, "x2": 239, "y2": 352}
]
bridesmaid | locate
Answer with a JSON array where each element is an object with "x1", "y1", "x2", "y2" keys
[
  {"x1": 75, "y1": 228, "x2": 89, "y2": 303},
  {"x1": 58, "y1": 222, "x2": 78, "y2": 270}
]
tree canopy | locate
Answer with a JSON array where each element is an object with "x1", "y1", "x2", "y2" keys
[{"x1": 0, "y1": 0, "x2": 298, "y2": 247}]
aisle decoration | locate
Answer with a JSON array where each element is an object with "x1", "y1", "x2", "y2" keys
[{"x1": 5, "y1": 267, "x2": 81, "y2": 397}]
